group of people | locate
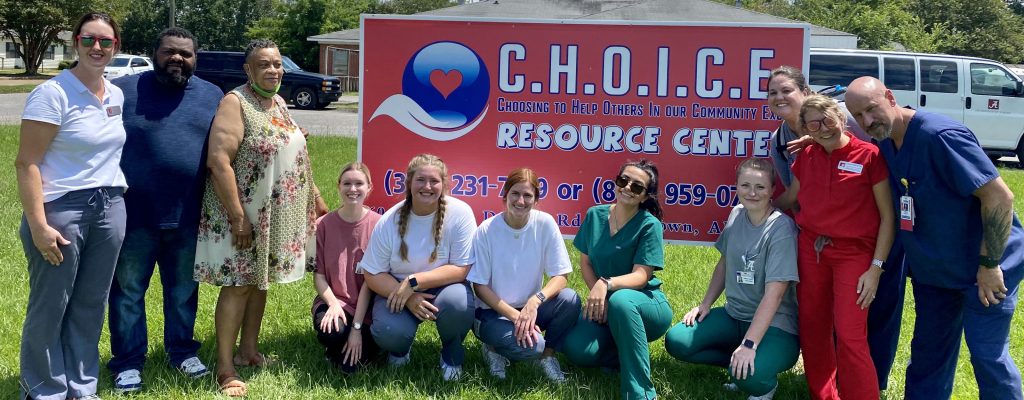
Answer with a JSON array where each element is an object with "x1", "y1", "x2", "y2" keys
[{"x1": 14, "y1": 11, "x2": 1022, "y2": 400}]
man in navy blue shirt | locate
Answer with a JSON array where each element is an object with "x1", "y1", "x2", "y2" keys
[
  {"x1": 107, "y1": 27, "x2": 224, "y2": 393},
  {"x1": 846, "y1": 76, "x2": 1023, "y2": 400}
]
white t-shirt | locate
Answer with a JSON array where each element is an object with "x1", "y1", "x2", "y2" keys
[
  {"x1": 358, "y1": 196, "x2": 476, "y2": 279},
  {"x1": 467, "y1": 210, "x2": 573, "y2": 309},
  {"x1": 21, "y1": 69, "x2": 128, "y2": 202}
]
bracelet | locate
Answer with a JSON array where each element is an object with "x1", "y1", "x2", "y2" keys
[{"x1": 980, "y1": 255, "x2": 1001, "y2": 268}]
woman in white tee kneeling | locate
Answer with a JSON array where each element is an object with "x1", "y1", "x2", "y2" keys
[
  {"x1": 468, "y1": 167, "x2": 581, "y2": 382},
  {"x1": 358, "y1": 154, "x2": 477, "y2": 381}
]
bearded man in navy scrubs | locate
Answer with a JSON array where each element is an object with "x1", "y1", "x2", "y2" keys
[{"x1": 845, "y1": 76, "x2": 1023, "y2": 400}]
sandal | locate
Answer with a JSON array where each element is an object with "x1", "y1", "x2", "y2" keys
[
  {"x1": 233, "y1": 352, "x2": 277, "y2": 367},
  {"x1": 218, "y1": 375, "x2": 247, "y2": 397}
]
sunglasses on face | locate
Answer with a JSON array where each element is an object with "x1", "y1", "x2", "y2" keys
[
  {"x1": 802, "y1": 117, "x2": 839, "y2": 133},
  {"x1": 614, "y1": 175, "x2": 647, "y2": 195},
  {"x1": 77, "y1": 35, "x2": 116, "y2": 49}
]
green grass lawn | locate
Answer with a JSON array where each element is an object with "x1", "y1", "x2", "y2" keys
[
  {"x1": 0, "y1": 84, "x2": 40, "y2": 94},
  {"x1": 0, "y1": 125, "x2": 1021, "y2": 399}
]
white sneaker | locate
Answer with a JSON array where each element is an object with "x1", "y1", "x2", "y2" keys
[
  {"x1": 439, "y1": 356, "x2": 462, "y2": 381},
  {"x1": 388, "y1": 352, "x2": 411, "y2": 367},
  {"x1": 177, "y1": 356, "x2": 210, "y2": 379},
  {"x1": 113, "y1": 369, "x2": 142, "y2": 393},
  {"x1": 480, "y1": 345, "x2": 509, "y2": 379},
  {"x1": 748, "y1": 384, "x2": 777, "y2": 400},
  {"x1": 536, "y1": 356, "x2": 566, "y2": 383},
  {"x1": 723, "y1": 382, "x2": 739, "y2": 392}
]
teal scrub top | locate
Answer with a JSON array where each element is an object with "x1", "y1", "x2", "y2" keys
[{"x1": 573, "y1": 204, "x2": 665, "y2": 289}]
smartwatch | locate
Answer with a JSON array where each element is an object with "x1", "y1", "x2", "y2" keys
[
  {"x1": 871, "y1": 259, "x2": 885, "y2": 270},
  {"x1": 742, "y1": 338, "x2": 757, "y2": 350},
  {"x1": 600, "y1": 277, "x2": 613, "y2": 291},
  {"x1": 535, "y1": 291, "x2": 547, "y2": 302},
  {"x1": 408, "y1": 275, "x2": 420, "y2": 292},
  {"x1": 353, "y1": 322, "x2": 363, "y2": 330}
]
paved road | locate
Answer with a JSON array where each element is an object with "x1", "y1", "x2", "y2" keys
[{"x1": 0, "y1": 92, "x2": 360, "y2": 137}]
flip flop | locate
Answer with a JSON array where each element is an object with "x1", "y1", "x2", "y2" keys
[
  {"x1": 233, "y1": 352, "x2": 277, "y2": 367},
  {"x1": 218, "y1": 375, "x2": 247, "y2": 397}
]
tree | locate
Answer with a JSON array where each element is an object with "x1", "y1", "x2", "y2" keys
[
  {"x1": 119, "y1": 0, "x2": 274, "y2": 56},
  {"x1": 365, "y1": 0, "x2": 454, "y2": 14},
  {"x1": 247, "y1": 0, "x2": 367, "y2": 70},
  {"x1": 910, "y1": 0, "x2": 1024, "y2": 63},
  {"x1": 119, "y1": 0, "x2": 167, "y2": 55},
  {"x1": 0, "y1": 0, "x2": 126, "y2": 74}
]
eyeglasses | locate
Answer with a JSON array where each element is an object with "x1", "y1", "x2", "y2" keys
[
  {"x1": 77, "y1": 35, "x2": 117, "y2": 49},
  {"x1": 802, "y1": 117, "x2": 839, "y2": 133},
  {"x1": 614, "y1": 175, "x2": 647, "y2": 195}
]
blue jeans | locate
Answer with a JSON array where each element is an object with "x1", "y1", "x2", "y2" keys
[
  {"x1": 19, "y1": 187, "x2": 126, "y2": 400},
  {"x1": 473, "y1": 288, "x2": 581, "y2": 361},
  {"x1": 370, "y1": 282, "x2": 474, "y2": 366},
  {"x1": 107, "y1": 225, "x2": 201, "y2": 373}
]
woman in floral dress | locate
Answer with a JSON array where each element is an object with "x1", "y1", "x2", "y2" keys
[{"x1": 193, "y1": 39, "x2": 317, "y2": 397}]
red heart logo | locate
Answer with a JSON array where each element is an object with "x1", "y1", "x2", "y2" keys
[{"x1": 429, "y1": 69, "x2": 462, "y2": 99}]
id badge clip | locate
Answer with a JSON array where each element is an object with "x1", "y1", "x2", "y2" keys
[{"x1": 900, "y1": 178, "x2": 914, "y2": 231}]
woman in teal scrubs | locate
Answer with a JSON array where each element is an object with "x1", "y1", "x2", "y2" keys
[{"x1": 563, "y1": 159, "x2": 673, "y2": 400}]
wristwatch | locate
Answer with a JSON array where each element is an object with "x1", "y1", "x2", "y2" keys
[
  {"x1": 980, "y1": 255, "x2": 1000, "y2": 268},
  {"x1": 742, "y1": 338, "x2": 757, "y2": 350},
  {"x1": 871, "y1": 259, "x2": 885, "y2": 270},
  {"x1": 535, "y1": 291, "x2": 547, "y2": 302},
  {"x1": 408, "y1": 275, "x2": 420, "y2": 292},
  {"x1": 600, "y1": 277, "x2": 613, "y2": 291},
  {"x1": 352, "y1": 322, "x2": 363, "y2": 330}
]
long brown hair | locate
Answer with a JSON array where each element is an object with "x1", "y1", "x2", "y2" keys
[
  {"x1": 397, "y1": 154, "x2": 448, "y2": 262},
  {"x1": 501, "y1": 167, "x2": 541, "y2": 200}
]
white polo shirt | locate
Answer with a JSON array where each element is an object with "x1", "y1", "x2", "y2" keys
[
  {"x1": 467, "y1": 209, "x2": 573, "y2": 309},
  {"x1": 358, "y1": 196, "x2": 476, "y2": 280},
  {"x1": 22, "y1": 69, "x2": 128, "y2": 202}
]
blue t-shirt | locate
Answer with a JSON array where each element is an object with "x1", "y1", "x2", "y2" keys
[
  {"x1": 113, "y1": 72, "x2": 223, "y2": 230},
  {"x1": 877, "y1": 110, "x2": 1023, "y2": 289}
]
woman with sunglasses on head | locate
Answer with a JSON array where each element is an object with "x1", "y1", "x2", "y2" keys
[
  {"x1": 359, "y1": 154, "x2": 477, "y2": 382},
  {"x1": 775, "y1": 94, "x2": 894, "y2": 400},
  {"x1": 15, "y1": 12, "x2": 126, "y2": 400},
  {"x1": 766, "y1": 66, "x2": 867, "y2": 211},
  {"x1": 664, "y1": 158, "x2": 799, "y2": 400},
  {"x1": 468, "y1": 167, "x2": 581, "y2": 383},
  {"x1": 563, "y1": 159, "x2": 673, "y2": 400}
]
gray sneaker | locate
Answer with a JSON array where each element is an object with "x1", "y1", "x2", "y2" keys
[
  {"x1": 536, "y1": 356, "x2": 566, "y2": 383},
  {"x1": 177, "y1": 356, "x2": 210, "y2": 379},
  {"x1": 388, "y1": 352, "x2": 411, "y2": 367},
  {"x1": 113, "y1": 369, "x2": 142, "y2": 393},
  {"x1": 748, "y1": 383, "x2": 777, "y2": 400},
  {"x1": 480, "y1": 345, "x2": 509, "y2": 379},
  {"x1": 439, "y1": 356, "x2": 462, "y2": 381}
]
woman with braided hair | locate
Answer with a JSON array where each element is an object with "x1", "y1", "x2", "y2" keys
[{"x1": 358, "y1": 154, "x2": 477, "y2": 381}]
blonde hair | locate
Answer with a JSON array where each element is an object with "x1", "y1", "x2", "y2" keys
[
  {"x1": 397, "y1": 154, "x2": 447, "y2": 262},
  {"x1": 799, "y1": 94, "x2": 844, "y2": 132}
]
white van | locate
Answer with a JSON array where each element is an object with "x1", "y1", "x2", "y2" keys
[{"x1": 809, "y1": 48, "x2": 1024, "y2": 159}]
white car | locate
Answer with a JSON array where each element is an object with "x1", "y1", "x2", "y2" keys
[{"x1": 104, "y1": 54, "x2": 153, "y2": 79}]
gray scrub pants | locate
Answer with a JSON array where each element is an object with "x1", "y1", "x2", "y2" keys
[
  {"x1": 19, "y1": 187, "x2": 126, "y2": 400},
  {"x1": 370, "y1": 282, "x2": 474, "y2": 366}
]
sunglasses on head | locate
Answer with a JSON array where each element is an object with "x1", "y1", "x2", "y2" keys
[
  {"x1": 614, "y1": 175, "x2": 647, "y2": 195},
  {"x1": 77, "y1": 35, "x2": 116, "y2": 49},
  {"x1": 802, "y1": 117, "x2": 839, "y2": 133}
]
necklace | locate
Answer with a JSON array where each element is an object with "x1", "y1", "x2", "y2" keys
[{"x1": 610, "y1": 205, "x2": 639, "y2": 235}]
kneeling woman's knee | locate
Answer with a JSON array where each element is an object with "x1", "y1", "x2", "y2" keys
[
  {"x1": 663, "y1": 323, "x2": 697, "y2": 361},
  {"x1": 734, "y1": 372, "x2": 778, "y2": 397},
  {"x1": 371, "y1": 319, "x2": 416, "y2": 352},
  {"x1": 607, "y1": 289, "x2": 643, "y2": 319},
  {"x1": 562, "y1": 328, "x2": 602, "y2": 366}
]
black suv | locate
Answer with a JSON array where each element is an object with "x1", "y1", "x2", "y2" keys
[{"x1": 194, "y1": 51, "x2": 341, "y2": 109}]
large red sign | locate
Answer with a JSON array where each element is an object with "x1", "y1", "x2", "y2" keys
[{"x1": 359, "y1": 16, "x2": 808, "y2": 244}]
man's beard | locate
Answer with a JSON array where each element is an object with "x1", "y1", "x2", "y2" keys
[
  {"x1": 868, "y1": 122, "x2": 891, "y2": 140},
  {"x1": 155, "y1": 60, "x2": 192, "y2": 88}
]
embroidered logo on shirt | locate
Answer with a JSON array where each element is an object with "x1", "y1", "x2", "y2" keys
[{"x1": 837, "y1": 161, "x2": 863, "y2": 174}]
